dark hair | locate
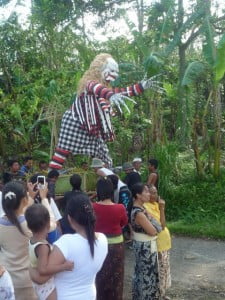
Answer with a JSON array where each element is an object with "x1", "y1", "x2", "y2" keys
[
  {"x1": 39, "y1": 160, "x2": 47, "y2": 166},
  {"x1": 2, "y1": 181, "x2": 27, "y2": 234},
  {"x1": 25, "y1": 204, "x2": 50, "y2": 233},
  {"x1": 29, "y1": 173, "x2": 40, "y2": 185},
  {"x1": 23, "y1": 156, "x2": 32, "y2": 164},
  {"x1": 8, "y1": 160, "x2": 19, "y2": 168},
  {"x1": 148, "y1": 159, "x2": 158, "y2": 169},
  {"x1": 131, "y1": 182, "x2": 146, "y2": 199},
  {"x1": 47, "y1": 170, "x2": 59, "y2": 179},
  {"x1": 70, "y1": 174, "x2": 82, "y2": 190},
  {"x1": 125, "y1": 172, "x2": 142, "y2": 190},
  {"x1": 2, "y1": 172, "x2": 12, "y2": 184},
  {"x1": 96, "y1": 178, "x2": 114, "y2": 201},
  {"x1": 67, "y1": 194, "x2": 96, "y2": 257},
  {"x1": 107, "y1": 174, "x2": 118, "y2": 190}
]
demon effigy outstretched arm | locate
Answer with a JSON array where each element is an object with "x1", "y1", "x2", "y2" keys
[
  {"x1": 85, "y1": 76, "x2": 163, "y2": 113},
  {"x1": 110, "y1": 75, "x2": 164, "y2": 113},
  {"x1": 84, "y1": 80, "x2": 143, "y2": 113}
]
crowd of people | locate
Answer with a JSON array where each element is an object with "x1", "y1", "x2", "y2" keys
[{"x1": 0, "y1": 156, "x2": 171, "y2": 300}]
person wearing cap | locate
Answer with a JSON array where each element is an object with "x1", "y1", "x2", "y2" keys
[
  {"x1": 91, "y1": 158, "x2": 126, "y2": 203},
  {"x1": 123, "y1": 162, "x2": 142, "y2": 190},
  {"x1": 132, "y1": 157, "x2": 142, "y2": 174},
  {"x1": 90, "y1": 158, "x2": 114, "y2": 177}
]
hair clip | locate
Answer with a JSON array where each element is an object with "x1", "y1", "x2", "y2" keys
[
  {"x1": 84, "y1": 204, "x2": 92, "y2": 214},
  {"x1": 5, "y1": 191, "x2": 16, "y2": 200}
]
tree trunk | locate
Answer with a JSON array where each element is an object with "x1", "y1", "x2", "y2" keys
[
  {"x1": 192, "y1": 117, "x2": 204, "y2": 177},
  {"x1": 176, "y1": 0, "x2": 188, "y2": 145},
  {"x1": 177, "y1": 44, "x2": 188, "y2": 144},
  {"x1": 213, "y1": 87, "x2": 221, "y2": 177}
]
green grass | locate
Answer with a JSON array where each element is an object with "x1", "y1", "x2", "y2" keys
[
  {"x1": 168, "y1": 220, "x2": 225, "y2": 240},
  {"x1": 162, "y1": 172, "x2": 225, "y2": 240}
]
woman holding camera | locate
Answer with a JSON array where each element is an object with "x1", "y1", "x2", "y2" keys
[{"x1": 29, "y1": 174, "x2": 62, "y2": 243}]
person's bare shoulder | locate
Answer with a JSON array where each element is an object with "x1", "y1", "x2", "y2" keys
[{"x1": 147, "y1": 173, "x2": 157, "y2": 185}]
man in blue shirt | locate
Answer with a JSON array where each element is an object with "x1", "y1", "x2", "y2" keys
[{"x1": 18, "y1": 156, "x2": 33, "y2": 176}]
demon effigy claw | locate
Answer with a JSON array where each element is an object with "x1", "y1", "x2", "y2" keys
[
  {"x1": 141, "y1": 74, "x2": 165, "y2": 94},
  {"x1": 109, "y1": 94, "x2": 136, "y2": 113},
  {"x1": 120, "y1": 94, "x2": 137, "y2": 104}
]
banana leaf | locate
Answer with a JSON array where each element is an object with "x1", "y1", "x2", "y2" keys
[
  {"x1": 214, "y1": 33, "x2": 225, "y2": 82},
  {"x1": 202, "y1": 17, "x2": 216, "y2": 67},
  {"x1": 181, "y1": 61, "x2": 206, "y2": 87}
]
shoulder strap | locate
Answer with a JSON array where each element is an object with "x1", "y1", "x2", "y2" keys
[{"x1": 31, "y1": 240, "x2": 49, "y2": 251}]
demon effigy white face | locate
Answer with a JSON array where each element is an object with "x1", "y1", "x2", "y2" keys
[{"x1": 101, "y1": 58, "x2": 119, "y2": 82}]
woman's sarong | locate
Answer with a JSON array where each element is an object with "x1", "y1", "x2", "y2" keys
[
  {"x1": 96, "y1": 242, "x2": 124, "y2": 300},
  {"x1": 132, "y1": 240, "x2": 160, "y2": 300}
]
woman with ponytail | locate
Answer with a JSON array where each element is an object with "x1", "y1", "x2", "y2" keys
[
  {"x1": 0, "y1": 181, "x2": 37, "y2": 299},
  {"x1": 93, "y1": 177, "x2": 128, "y2": 300},
  {"x1": 30, "y1": 193, "x2": 108, "y2": 300}
]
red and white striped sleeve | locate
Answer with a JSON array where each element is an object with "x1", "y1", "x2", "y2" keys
[
  {"x1": 86, "y1": 80, "x2": 144, "y2": 99},
  {"x1": 113, "y1": 83, "x2": 144, "y2": 97},
  {"x1": 86, "y1": 81, "x2": 114, "y2": 100}
]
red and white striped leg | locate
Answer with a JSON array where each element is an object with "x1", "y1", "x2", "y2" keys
[{"x1": 49, "y1": 148, "x2": 71, "y2": 170}]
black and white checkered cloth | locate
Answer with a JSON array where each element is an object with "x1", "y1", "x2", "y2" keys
[{"x1": 57, "y1": 109, "x2": 112, "y2": 166}]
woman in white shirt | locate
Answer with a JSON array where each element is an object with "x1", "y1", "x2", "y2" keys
[
  {"x1": 0, "y1": 191, "x2": 3, "y2": 217},
  {"x1": 30, "y1": 193, "x2": 108, "y2": 300}
]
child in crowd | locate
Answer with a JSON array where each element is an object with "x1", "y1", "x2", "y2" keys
[
  {"x1": 0, "y1": 265, "x2": 15, "y2": 300},
  {"x1": 25, "y1": 204, "x2": 74, "y2": 300},
  {"x1": 144, "y1": 185, "x2": 171, "y2": 300},
  {"x1": 59, "y1": 174, "x2": 83, "y2": 234}
]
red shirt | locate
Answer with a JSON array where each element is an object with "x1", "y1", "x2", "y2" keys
[{"x1": 93, "y1": 203, "x2": 128, "y2": 236}]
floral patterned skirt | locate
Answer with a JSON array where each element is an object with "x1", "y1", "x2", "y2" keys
[
  {"x1": 132, "y1": 240, "x2": 160, "y2": 300},
  {"x1": 158, "y1": 250, "x2": 171, "y2": 298},
  {"x1": 96, "y1": 242, "x2": 124, "y2": 300}
]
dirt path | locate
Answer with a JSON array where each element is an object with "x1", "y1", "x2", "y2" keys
[{"x1": 124, "y1": 235, "x2": 225, "y2": 300}]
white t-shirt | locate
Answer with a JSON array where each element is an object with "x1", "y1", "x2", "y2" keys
[
  {"x1": 98, "y1": 167, "x2": 114, "y2": 176},
  {"x1": 0, "y1": 191, "x2": 4, "y2": 217},
  {"x1": 50, "y1": 198, "x2": 62, "y2": 222},
  {"x1": 54, "y1": 232, "x2": 108, "y2": 300}
]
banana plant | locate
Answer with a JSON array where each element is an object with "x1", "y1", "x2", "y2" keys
[{"x1": 181, "y1": 17, "x2": 225, "y2": 177}]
